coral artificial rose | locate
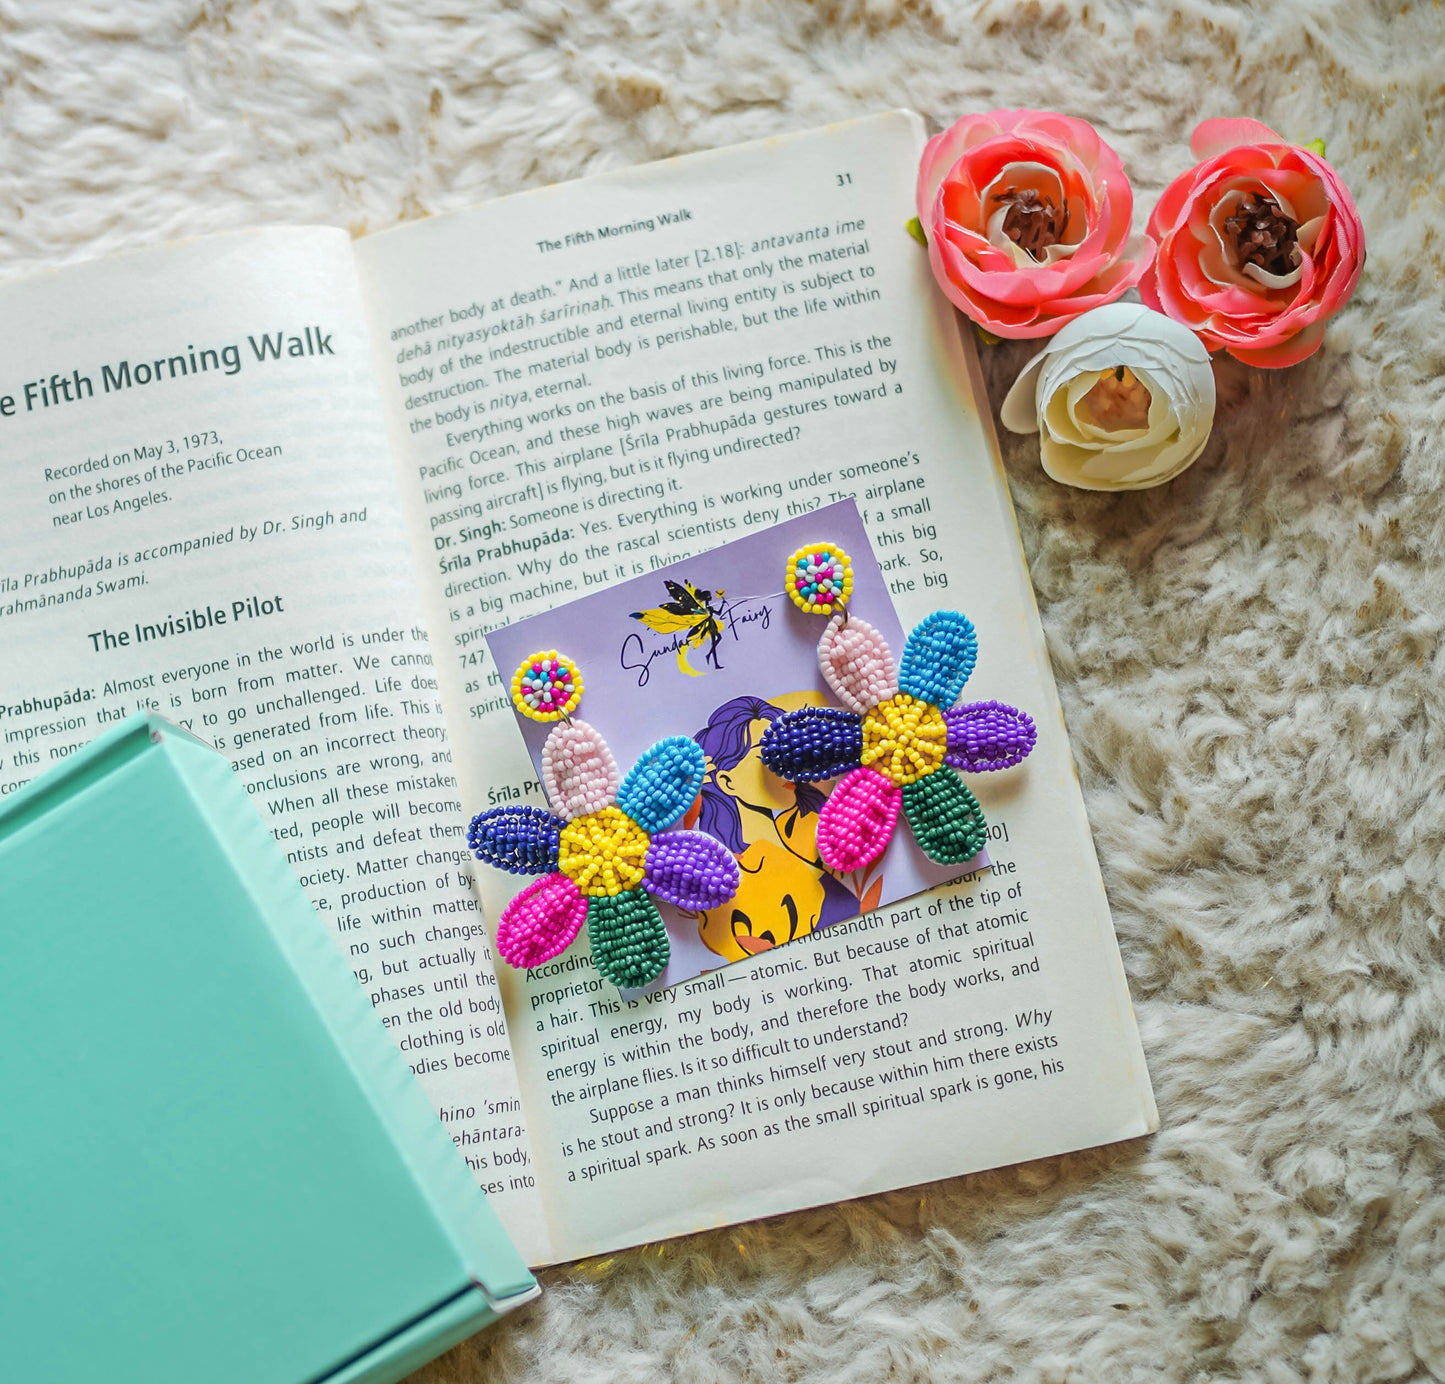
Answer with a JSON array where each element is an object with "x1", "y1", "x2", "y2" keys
[
  {"x1": 1000, "y1": 302, "x2": 1216, "y2": 491},
  {"x1": 915, "y1": 109, "x2": 1153, "y2": 338},
  {"x1": 1139, "y1": 118, "x2": 1365, "y2": 367}
]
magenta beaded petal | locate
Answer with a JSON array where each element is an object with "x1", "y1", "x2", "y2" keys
[
  {"x1": 816, "y1": 616, "x2": 898, "y2": 714},
  {"x1": 542, "y1": 719, "x2": 620, "y2": 821},
  {"x1": 643, "y1": 829, "x2": 741, "y2": 910},
  {"x1": 815, "y1": 765, "x2": 901, "y2": 873},
  {"x1": 495, "y1": 871, "x2": 588, "y2": 968}
]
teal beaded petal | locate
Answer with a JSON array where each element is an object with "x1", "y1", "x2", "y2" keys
[
  {"x1": 586, "y1": 891, "x2": 671, "y2": 989},
  {"x1": 616, "y1": 736, "x2": 706, "y2": 833},
  {"x1": 901, "y1": 769, "x2": 988, "y2": 865},
  {"x1": 897, "y1": 611, "x2": 978, "y2": 708}
]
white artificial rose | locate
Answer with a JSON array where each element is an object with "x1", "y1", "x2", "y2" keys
[{"x1": 1000, "y1": 302, "x2": 1216, "y2": 491}]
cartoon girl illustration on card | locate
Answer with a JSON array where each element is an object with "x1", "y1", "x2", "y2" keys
[{"x1": 690, "y1": 693, "x2": 868, "y2": 961}]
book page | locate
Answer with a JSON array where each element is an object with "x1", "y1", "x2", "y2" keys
[
  {"x1": 0, "y1": 228, "x2": 547, "y2": 1259},
  {"x1": 355, "y1": 112, "x2": 1157, "y2": 1265}
]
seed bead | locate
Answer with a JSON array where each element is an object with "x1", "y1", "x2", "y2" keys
[
  {"x1": 897, "y1": 612, "x2": 978, "y2": 708},
  {"x1": 511, "y1": 649, "x2": 584, "y2": 722},
  {"x1": 817, "y1": 615, "x2": 898, "y2": 714},
  {"x1": 642, "y1": 830, "x2": 739, "y2": 911},
  {"x1": 943, "y1": 702, "x2": 1038, "y2": 772},
  {"x1": 861, "y1": 693, "x2": 948, "y2": 787},
  {"x1": 815, "y1": 765, "x2": 900, "y2": 874},
  {"x1": 542, "y1": 720, "x2": 619, "y2": 819},
  {"x1": 587, "y1": 891, "x2": 671, "y2": 989},
  {"x1": 467, "y1": 805, "x2": 561, "y2": 875},
  {"x1": 557, "y1": 805, "x2": 651, "y2": 898},
  {"x1": 785, "y1": 542, "x2": 855, "y2": 615},
  {"x1": 760, "y1": 707, "x2": 863, "y2": 783}
]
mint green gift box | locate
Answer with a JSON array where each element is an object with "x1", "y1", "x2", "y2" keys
[{"x1": 0, "y1": 714, "x2": 536, "y2": 1384}]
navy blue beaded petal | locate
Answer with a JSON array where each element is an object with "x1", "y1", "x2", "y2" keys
[
  {"x1": 760, "y1": 706, "x2": 864, "y2": 783},
  {"x1": 467, "y1": 805, "x2": 563, "y2": 876}
]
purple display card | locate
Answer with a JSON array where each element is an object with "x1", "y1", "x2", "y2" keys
[{"x1": 487, "y1": 499, "x2": 986, "y2": 997}]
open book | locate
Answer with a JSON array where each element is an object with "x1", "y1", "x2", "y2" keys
[{"x1": 0, "y1": 112, "x2": 1156, "y2": 1266}]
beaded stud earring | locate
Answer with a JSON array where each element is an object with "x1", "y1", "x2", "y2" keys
[
  {"x1": 469, "y1": 650, "x2": 740, "y2": 990},
  {"x1": 762, "y1": 547, "x2": 1037, "y2": 873}
]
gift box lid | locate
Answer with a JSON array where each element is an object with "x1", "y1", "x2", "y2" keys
[{"x1": 0, "y1": 714, "x2": 535, "y2": 1384}]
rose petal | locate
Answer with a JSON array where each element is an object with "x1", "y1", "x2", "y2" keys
[
  {"x1": 916, "y1": 113, "x2": 1004, "y2": 219},
  {"x1": 1190, "y1": 117, "x2": 1286, "y2": 160},
  {"x1": 919, "y1": 110, "x2": 1144, "y2": 338},
  {"x1": 1144, "y1": 137, "x2": 1362, "y2": 357},
  {"x1": 1223, "y1": 316, "x2": 1329, "y2": 367},
  {"x1": 1150, "y1": 244, "x2": 1216, "y2": 331},
  {"x1": 1148, "y1": 167, "x2": 1202, "y2": 240},
  {"x1": 1000, "y1": 343, "x2": 1052, "y2": 432},
  {"x1": 1179, "y1": 250, "x2": 1287, "y2": 317},
  {"x1": 928, "y1": 234, "x2": 1050, "y2": 333}
]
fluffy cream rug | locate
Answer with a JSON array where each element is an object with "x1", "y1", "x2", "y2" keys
[{"x1": 6, "y1": 2, "x2": 1442, "y2": 1379}]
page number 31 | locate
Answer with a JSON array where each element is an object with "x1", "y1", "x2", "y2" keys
[{"x1": 836, "y1": 172, "x2": 852, "y2": 186}]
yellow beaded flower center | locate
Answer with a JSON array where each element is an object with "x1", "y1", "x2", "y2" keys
[
  {"x1": 557, "y1": 806, "x2": 651, "y2": 898},
  {"x1": 861, "y1": 693, "x2": 947, "y2": 787}
]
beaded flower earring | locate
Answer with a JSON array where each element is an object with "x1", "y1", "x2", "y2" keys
[
  {"x1": 469, "y1": 651, "x2": 740, "y2": 990},
  {"x1": 763, "y1": 546, "x2": 1037, "y2": 873}
]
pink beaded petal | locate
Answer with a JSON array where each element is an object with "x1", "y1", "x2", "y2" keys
[
  {"x1": 815, "y1": 766, "x2": 901, "y2": 873},
  {"x1": 817, "y1": 617, "x2": 898, "y2": 715},
  {"x1": 495, "y1": 872, "x2": 588, "y2": 968},
  {"x1": 541, "y1": 719, "x2": 620, "y2": 821}
]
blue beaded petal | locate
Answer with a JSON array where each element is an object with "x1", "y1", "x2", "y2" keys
[
  {"x1": 760, "y1": 706, "x2": 864, "y2": 783},
  {"x1": 616, "y1": 736, "x2": 706, "y2": 833},
  {"x1": 897, "y1": 611, "x2": 978, "y2": 709},
  {"x1": 467, "y1": 805, "x2": 563, "y2": 876}
]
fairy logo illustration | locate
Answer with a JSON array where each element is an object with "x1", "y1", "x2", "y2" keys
[
  {"x1": 622, "y1": 578, "x2": 773, "y2": 685},
  {"x1": 629, "y1": 579, "x2": 728, "y2": 676}
]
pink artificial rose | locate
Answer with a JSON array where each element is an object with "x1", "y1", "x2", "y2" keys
[
  {"x1": 915, "y1": 109, "x2": 1153, "y2": 339},
  {"x1": 1139, "y1": 118, "x2": 1365, "y2": 367}
]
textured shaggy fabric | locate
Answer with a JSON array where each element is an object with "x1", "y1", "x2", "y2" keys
[{"x1": 6, "y1": 2, "x2": 1443, "y2": 1379}]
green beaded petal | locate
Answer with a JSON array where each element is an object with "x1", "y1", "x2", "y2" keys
[
  {"x1": 586, "y1": 890, "x2": 670, "y2": 989},
  {"x1": 901, "y1": 769, "x2": 988, "y2": 865}
]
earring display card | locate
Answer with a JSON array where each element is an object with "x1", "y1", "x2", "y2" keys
[
  {"x1": 0, "y1": 715, "x2": 535, "y2": 1384},
  {"x1": 487, "y1": 498, "x2": 997, "y2": 998}
]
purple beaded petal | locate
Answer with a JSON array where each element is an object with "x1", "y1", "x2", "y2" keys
[
  {"x1": 943, "y1": 701, "x2": 1037, "y2": 772},
  {"x1": 642, "y1": 829, "x2": 740, "y2": 911},
  {"x1": 759, "y1": 706, "x2": 864, "y2": 783}
]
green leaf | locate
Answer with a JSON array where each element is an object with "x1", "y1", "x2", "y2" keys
[
  {"x1": 974, "y1": 324, "x2": 1001, "y2": 347},
  {"x1": 1303, "y1": 137, "x2": 1327, "y2": 157},
  {"x1": 905, "y1": 215, "x2": 927, "y2": 246}
]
